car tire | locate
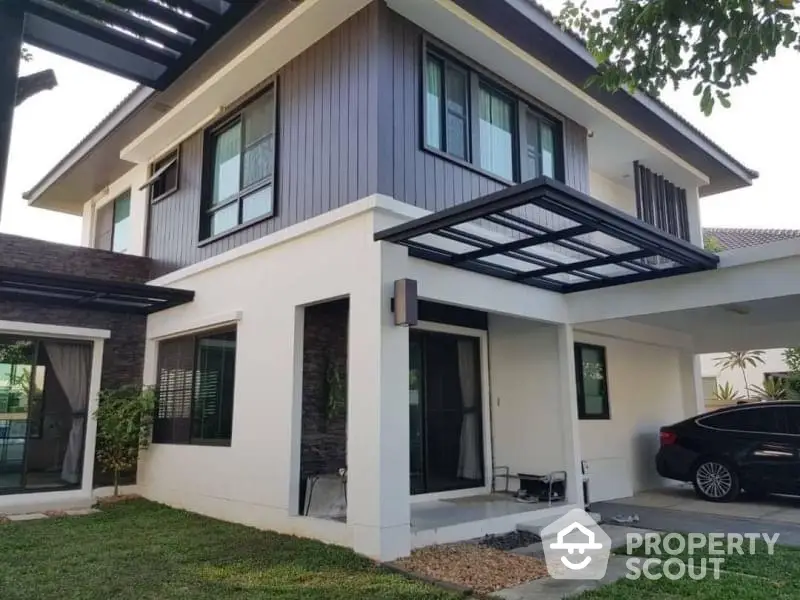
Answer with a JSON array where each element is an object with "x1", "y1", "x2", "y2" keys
[{"x1": 692, "y1": 458, "x2": 740, "y2": 502}]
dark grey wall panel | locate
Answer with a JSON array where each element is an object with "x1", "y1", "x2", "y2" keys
[
  {"x1": 146, "y1": 1, "x2": 591, "y2": 276},
  {"x1": 148, "y1": 5, "x2": 378, "y2": 276}
]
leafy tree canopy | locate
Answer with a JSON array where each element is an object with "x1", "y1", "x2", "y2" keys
[{"x1": 560, "y1": 0, "x2": 800, "y2": 114}]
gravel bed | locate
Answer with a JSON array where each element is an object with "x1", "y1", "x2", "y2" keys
[
  {"x1": 393, "y1": 543, "x2": 549, "y2": 595},
  {"x1": 478, "y1": 530, "x2": 540, "y2": 551}
]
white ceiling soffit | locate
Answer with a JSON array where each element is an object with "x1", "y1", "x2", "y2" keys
[
  {"x1": 385, "y1": 0, "x2": 709, "y2": 190},
  {"x1": 121, "y1": 0, "x2": 373, "y2": 163}
]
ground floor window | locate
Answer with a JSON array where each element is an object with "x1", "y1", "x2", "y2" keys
[
  {"x1": 409, "y1": 329, "x2": 484, "y2": 495},
  {"x1": 153, "y1": 328, "x2": 237, "y2": 446},
  {"x1": 574, "y1": 343, "x2": 610, "y2": 420},
  {"x1": 0, "y1": 336, "x2": 92, "y2": 494}
]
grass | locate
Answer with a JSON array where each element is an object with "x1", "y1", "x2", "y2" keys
[
  {"x1": 577, "y1": 534, "x2": 800, "y2": 599},
  {"x1": 0, "y1": 500, "x2": 459, "y2": 600}
]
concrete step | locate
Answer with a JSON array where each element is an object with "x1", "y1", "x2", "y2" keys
[
  {"x1": 516, "y1": 511, "x2": 601, "y2": 536},
  {"x1": 0, "y1": 495, "x2": 93, "y2": 516}
]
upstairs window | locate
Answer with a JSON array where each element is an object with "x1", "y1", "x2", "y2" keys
[
  {"x1": 422, "y1": 44, "x2": 563, "y2": 184},
  {"x1": 202, "y1": 86, "x2": 276, "y2": 240},
  {"x1": 111, "y1": 190, "x2": 131, "y2": 253},
  {"x1": 142, "y1": 149, "x2": 179, "y2": 203},
  {"x1": 425, "y1": 54, "x2": 469, "y2": 160},
  {"x1": 153, "y1": 328, "x2": 237, "y2": 446}
]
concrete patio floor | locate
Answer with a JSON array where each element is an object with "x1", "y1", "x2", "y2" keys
[{"x1": 594, "y1": 485, "x2": 800, "y2": 546}]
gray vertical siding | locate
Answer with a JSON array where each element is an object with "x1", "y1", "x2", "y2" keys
[
  {"x1": 375, "y1": 8, "x2": 590, "y2": 210},
  {"x1": 148, "y1": 4, "x2": 379, "y2": 276},
  {"x1": 146, "y1": 1, "x2": 592, "y2": 276}
]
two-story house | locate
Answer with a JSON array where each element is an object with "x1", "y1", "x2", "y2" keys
[{"x1": 19, "y1": 0, "x2": 800, "y2": 561}]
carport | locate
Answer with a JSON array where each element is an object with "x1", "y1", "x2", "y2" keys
[{"x1": 595, "y1": 487, "x2": 800, "y2": 547}]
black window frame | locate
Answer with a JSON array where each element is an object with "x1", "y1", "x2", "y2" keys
[
  {"x1": 200, "y1": 81, "x2": 278, "y2": 244},
  {"x1": 153, "y1": 326, "x2": 237, "y2": 447},
  {"x1": 421, "y1": 39, "x2": 564, "y2": 186},
  {"x1": 574, "y1": 342, "x2": 610, "y2": 420},
  {"x1": 144, "y1": 148, "x2": 180, "y2": 204}
]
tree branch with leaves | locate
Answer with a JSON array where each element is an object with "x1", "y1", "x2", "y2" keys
[
  {"x1": 560, "y1": 0, "x2": 800, "y2": 114},
  {"x1": 713, "y1": 350, "x2": 766, "y2": 401}
]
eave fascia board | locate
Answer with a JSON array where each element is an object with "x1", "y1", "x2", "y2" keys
[{"x1": 120, "y1": 0, "x2": 373, "y2": 164}]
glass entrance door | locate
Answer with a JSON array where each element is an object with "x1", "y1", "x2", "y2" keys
[
  {"x1": 0, "y1": 336, "x2": 91, "y2": 494},
  {"x1": 409, "y1": 330, "x2": 484, "y2": 495}
]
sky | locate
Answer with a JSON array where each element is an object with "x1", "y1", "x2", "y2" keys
[{"x1": 3, "y1": 37, "x2": 800, "y2": 246}]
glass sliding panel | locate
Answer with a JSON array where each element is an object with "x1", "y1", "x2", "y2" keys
[
  {"x1": 409, "y1": 337, "x2": 425, "y2": 495},
  {"x1": 479, "y1": 87, "x2": 514, "y2": 180},
  {"x1": 525, "y1": 112, "x2": 541, "y2": 181},
  {"x1": 212, "y1": 122, "x2": 242, "y2": 205},
  {"x1": 541, "y1": 122, "x2": 556, "y2": 178},
  {"x1": 209, "y1": 203, "x2": 239, "y2": 237},
  {"x1": 242, "y1": 186, "x2": 273, "y2": 222},
  {"x1": 425, "y1": 56, "x2": 443, "y2": 150},
  {"x1": 111, "y1": 192, "x2": 131, "y2": 253},
  {"x1": 242, "y1": 136, "x2": 273, "y2": 188},
  {"x1": 0, "y1": 339, "x2": 35, "y2": 492},
  {"x1": 192, "y1": 331, "x2": 236, "y2": 442},
  {"x1": 444, "y1": 65, "x2": 468, "y2": 159},
  {"x1": 243, "y1": 91, "x2": 274, "y2": 146}
]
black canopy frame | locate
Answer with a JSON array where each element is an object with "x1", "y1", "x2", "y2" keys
[
  {"x1": 0, "y1": 266, "x2": 195, "y2": 314},
  {"x1": 375, "y1": 178, "x2": 719, "y2": 293}
]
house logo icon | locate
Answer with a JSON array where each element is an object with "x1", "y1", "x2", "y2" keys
[{"x1": 541, "y1": 508, "x2": 611, "y2": 580}]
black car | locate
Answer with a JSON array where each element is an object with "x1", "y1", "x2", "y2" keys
[{"x1": 656, "y1": 401, "x2": 800, "y2": 502}]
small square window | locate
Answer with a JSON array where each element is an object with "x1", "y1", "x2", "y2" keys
[
  {"x1": 575, "y1": 343, "x2": 610, "y2": 420},
  {"x1": 142, "y1": 149, "x2": 179, "y2": 203}
]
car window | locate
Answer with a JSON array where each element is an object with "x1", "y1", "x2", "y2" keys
[
  {"x1": 779, "y1": 406, "x2": 800, "y2": 435},
  {"x1": 700, "y1": 407, "x2": 785, "y2": 434}
]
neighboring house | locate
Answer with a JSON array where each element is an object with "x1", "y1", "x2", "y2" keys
[
  {"x1": 700, "y1": 228, "x2": 800, "y2": 409},
  {"x1": 11, "y1": 0, "x2": 800, "y2": 563}
]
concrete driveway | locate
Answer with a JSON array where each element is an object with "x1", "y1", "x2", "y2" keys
[{"x1": 594, "y1": 486, "x2": 800, "y2": 546}]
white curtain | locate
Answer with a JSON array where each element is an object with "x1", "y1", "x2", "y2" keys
[
  {"x1": 457, "y1": 339, "x2": 481, "y2": 481},
  {"x1": 44, "y1": 342, "x2": 91, "y2": 485}
]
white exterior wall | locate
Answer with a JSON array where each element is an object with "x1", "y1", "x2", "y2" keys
[
  {"x1": 589, "y1": 171, "x2": 637, "y2": 217},
  {"x1": 81, "y1": 164, "x2": 149, "y2": 256},
  {"x1": 489, "y1": 317, "x2": 566, "y2": 485},
  {"x1": 138, "y1": 200, "x2": 411, "y2": 560},
  {"x1": 575, "y1": 329, "x2": 687, "y2": 502},
  {"x1": 700, "y1": 348, "x2": 789, "y2": 403}
]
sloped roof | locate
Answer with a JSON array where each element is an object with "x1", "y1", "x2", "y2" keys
[{"x1": 703, "y1": 228, "x2": 800, "y2": 251}]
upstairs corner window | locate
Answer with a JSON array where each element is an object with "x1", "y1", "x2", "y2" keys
[
  {"x1": 524, "y1": 112, "x2": 557, "y2": 180},
  {"x1": 203, "y1": 87, "x2": 276, "y2": 240},
  {"x1": 111, "y1": 191, "x2": 131, "y2": 253},
  {"x1": 575, "y1": 343, "x2": 610, "y2": 420},
  {"x1": 424, "y1": 54, "x2": 468, "y2": 160},
  {"x1": 479, "y1": 86, "x2": 514, "y2": 181},
  {"x1": 421, "y1": 43, "x2": 564, "y2": 185},
  {"x1": 142, "y1": 149, "x2": 179, "y2": 203}
]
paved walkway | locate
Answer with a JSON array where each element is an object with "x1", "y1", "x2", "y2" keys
[{"x1": 594, "y1": 486, "x2": 800, "y2": 547}]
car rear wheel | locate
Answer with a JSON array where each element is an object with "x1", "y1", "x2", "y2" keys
[{"x1": 693, "y1": 459, "x2": 739, "y2": 502}]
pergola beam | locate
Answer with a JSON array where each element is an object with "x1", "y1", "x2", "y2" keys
[{"x1": 0, "y1": 3, "x2": 23, "y2": 219}]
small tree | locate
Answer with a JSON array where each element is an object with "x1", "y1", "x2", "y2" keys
[
  {"x1": 783, "y1": 347, "x2": 800, "y2": 396},
  {"x1": 714, "y1": 350, "x2": 766, "y2": 402},
  {"x1": 94, "y1": 386, "x2": 156, "y2": 497}
]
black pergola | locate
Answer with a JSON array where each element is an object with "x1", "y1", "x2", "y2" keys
[
  {"x1": 375, "y1": 178, "x2": 719, "y2": 293},
  {"x1": 0, "y1": 0, "x2": 260, "y2": 214},
  {"x1": 0, "y1": 265, "x2": 195, "y2": 314}
]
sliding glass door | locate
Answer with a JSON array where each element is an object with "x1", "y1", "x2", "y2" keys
[
  {"x1": 0, "y1": 336, "x2": 91, "y2": 494},
  {"x1": 409, "y1": 330, "x2": 484, "y2": 495}
]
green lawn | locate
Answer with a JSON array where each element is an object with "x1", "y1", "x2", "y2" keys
[
  {"x1": 578, "y1": 535, "x2": 800, "y2": 599},
  {"x1": 0, "y1": 500, "x2": 458, "y2": 600}
]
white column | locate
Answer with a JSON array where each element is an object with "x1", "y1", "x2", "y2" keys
[
  {"x1": 685, "y1": 186, "x2": 704, "y2": 248},
  {"x1": 556, "y1": 324, "x2": 584, "y2": 508},
  {"x1": 679, "y1": 352, "x2": 705, "y2": 417},
  {"x1": 346, "y1": 241, "x2": 410, "y2": 560},
  {"x1": 81, "y1": 338, "x2": 105, "y2": 494}
]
